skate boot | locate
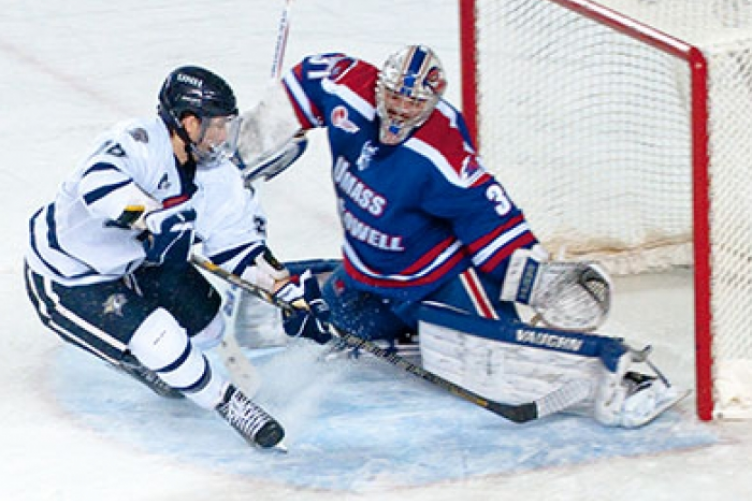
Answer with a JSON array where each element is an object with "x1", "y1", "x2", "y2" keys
[
  {"x1": 116, "y1": 353, "x2": 184, "y2": 399},
  {"x1": 216, "y1": 384, "x2": 285, "y2": 449},
  {"x1": 619, "y1": 370, "x2": 688, "y2": 428},
  {"x1": 594, "y1": 344, "x2": 688, "y2": 428}
]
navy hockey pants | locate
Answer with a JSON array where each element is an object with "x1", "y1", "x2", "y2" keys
[{"x1": 24, "y1": 262, "x2": 221, "y2": 364}]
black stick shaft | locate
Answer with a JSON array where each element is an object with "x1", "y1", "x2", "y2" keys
[{"x1": 191, "y1": 255, "x2": 550, "y2": 423}]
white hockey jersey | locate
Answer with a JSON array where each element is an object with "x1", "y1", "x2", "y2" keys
[{"x1": 26, "y1": 116, "x2": 266, "y2": 286}]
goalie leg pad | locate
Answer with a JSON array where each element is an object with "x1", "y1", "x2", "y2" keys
[
  {"x1": 420, "y1": 303, "x2": 627, "y2": 366},
  {"x1": 418, "y1": 304, "x2": 608, "y2": 408}
]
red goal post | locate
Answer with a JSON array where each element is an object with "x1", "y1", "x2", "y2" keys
[{"x1": 459, "y1": 0, "x2": 752, "y2": 421}]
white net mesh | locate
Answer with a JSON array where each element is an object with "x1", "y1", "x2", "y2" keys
[
  {"x1": 474, "y1": 0, "x2": 694, "y2": 273},
  {"x1": 469, "y1": 0, "x2": 752, "y2": 418}
]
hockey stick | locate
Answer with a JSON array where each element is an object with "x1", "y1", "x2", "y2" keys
[
  {"x1": 214, "y1": 0, "x2": 297, "y2": 395},
  {"x1": 190, "y1": 255, "x2": 591, "y2": 423},
  {"x1": 271, "y1": 0, "x2": 293, "y2": 80},
  {"x1": 239, "y1": 0, "x2": 305, "y2": 186},
  {"x1": 215, "y1": 285, "x2": 262, "y2": 398}
]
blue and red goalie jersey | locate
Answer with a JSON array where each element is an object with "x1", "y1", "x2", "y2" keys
[{"x1": 281, "y1": 53, "x2": 538, "y2": 302}]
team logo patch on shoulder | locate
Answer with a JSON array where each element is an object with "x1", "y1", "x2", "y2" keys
[
  {"x1": 128, "y1": 127, "x2": 149, "y2": 143},
  {"x1": 331, "y1": 106, "x2": 360, "y2": 134},
  {"x1": 461, "y1": 155, "x2": 485, "y2": 182}
]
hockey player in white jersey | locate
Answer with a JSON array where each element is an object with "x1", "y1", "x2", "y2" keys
[
  {"x1": 235, "y1": 45, "x2": 686, "y2": 428},
  {"x1": 24, "y1": 66, "x2": 330, "y2": 449}
]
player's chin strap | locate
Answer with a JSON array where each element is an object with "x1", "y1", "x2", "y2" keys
[{"x1": 190, "y1": 254, "x2": 591, "y2": 423}]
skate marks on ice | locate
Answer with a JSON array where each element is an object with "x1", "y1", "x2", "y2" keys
[{"x1": 51, "y1": 342, "x2": 716, "y2": 492}]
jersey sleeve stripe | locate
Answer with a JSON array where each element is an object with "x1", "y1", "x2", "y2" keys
[
  {"x1": 471, "y1": 221, "x2": 534, "y2": 267},
  {"x1": 465, "y1": 214, "x2": 527, "y2": 254},
  {"x1": 476, "y1": 231, "x2": 537, "y2": 273},
  {"x1": 209, "y1": 242, "x2": 265, "y2": 276},
  {"x1": 320, "y1": 78, "x2": 376, "y2": 120},
  {"x1": 82, "y1": 162, "x2": 122, "y2": 177},
  {"x1": 283, "y1": 71, "x2": 322, "y2": 128},
  {"x1": 83, "y1": 179, "x2": 132, "y2": 205}
]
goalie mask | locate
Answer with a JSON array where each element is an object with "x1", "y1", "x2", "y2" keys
[
  {"x1": 158, "y1": 66, "x2": 241, "y2": 164},
  {"x1": 376, "y1": 45, "x2": 447, "y2": 145}
]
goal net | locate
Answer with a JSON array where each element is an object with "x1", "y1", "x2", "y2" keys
[{"x1": 460, "y1": 0, "x2": 752, "y2": 420}]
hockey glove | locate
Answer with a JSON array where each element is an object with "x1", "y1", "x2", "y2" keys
[
  {"x1": 274, "y1": 270, "x2": 332, "y2": 344},
  {"x1": 501, "y1": 246, "x2": 611, "y2": 331},
  {"x1": 241, "y1": 132, "x2": 308, "y2": 187},
  {"x1": 142, "y1": 202, "x2": 196, "y2": 266}
]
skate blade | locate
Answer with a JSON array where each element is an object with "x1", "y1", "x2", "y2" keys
[{"x1": 271, "y1": 441, "x2": 288, "y2": 453}]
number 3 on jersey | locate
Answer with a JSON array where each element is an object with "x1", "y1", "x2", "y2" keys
[{"x1": 486, "y1": 183, "x2": 512, "y2": 216}]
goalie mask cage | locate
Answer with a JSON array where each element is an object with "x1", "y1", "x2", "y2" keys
[{"x1": 460, "y1": 0, "x2": 752, "y2": 421}]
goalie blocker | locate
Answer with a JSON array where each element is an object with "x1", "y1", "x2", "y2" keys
[
  {"x1": 501, "y1": 246, "x2": 611, "y2": 331},
  {"x1": 418, "y1": 304, "x2": 686, "y2": 428}
]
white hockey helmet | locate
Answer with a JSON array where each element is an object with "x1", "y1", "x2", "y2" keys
[{"x1": 376, "y1": 45, "x2": 447, "y2": 145}]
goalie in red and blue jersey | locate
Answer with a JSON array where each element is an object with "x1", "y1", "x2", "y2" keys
[{"x1": 236, "y1": 45, "x2": 684, "y2": 428}]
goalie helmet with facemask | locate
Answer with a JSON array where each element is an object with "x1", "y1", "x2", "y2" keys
[
  {"x1": 158, "y1": 65, "x2": 241, "y2": 164},
  {"x1": 376, "y1": 45, "x2": 447, "y2": 145}
]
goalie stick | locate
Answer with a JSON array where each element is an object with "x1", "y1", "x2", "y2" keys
[
  {"x1": 238, "y1": 0, "x2": 308, "y2": 186},
  {"x1": 216, "y1": 301, "x2": 262, "y2": 398},
  {"x1": 190, "y1": 255, "x2": 591, "y2": 424},
  {"x1": 214, "y1": 0, "x2": 297, "y2": 394},
  {"x1": 270, "y1": 0, "x2": 293, "y2": 81}
]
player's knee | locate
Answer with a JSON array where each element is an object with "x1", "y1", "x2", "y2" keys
[
  {"x1": 129, "y1": 307, "x2": 226, "y2": 409},
  {"x1": 129, "y1": 308, "x2": 189, "y2": 370},
  {"x1": 128, "y1": 308, "x2": 206, "y2": 390}
]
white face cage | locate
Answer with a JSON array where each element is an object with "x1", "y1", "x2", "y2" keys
[{"x1": 375, "y1": 45, "x2": 447, "y2": 145}]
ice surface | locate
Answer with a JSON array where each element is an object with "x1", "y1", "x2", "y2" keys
[{"x1": 2, "y1": 1, "x2": 752, "y2": 500}]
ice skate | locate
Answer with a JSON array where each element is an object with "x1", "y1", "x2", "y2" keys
[{"x1": 216, "y1": 384, "x2": 286, "y2": 449}]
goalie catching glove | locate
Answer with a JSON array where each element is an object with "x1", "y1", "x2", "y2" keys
[
  {"x1": 274, "y1": 270, "x2": 333, "y2": 344},
  {"x1": 240, "y1": 131, "x2": 308, "y2": 186},
  {"x1": 501, "y1": 246, "x2": 611, "y2": 331}
]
